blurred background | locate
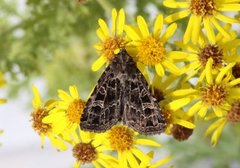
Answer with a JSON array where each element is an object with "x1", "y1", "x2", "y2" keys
[{"x1": 0, "y1": 0, "x2": 240, "y2": 167}]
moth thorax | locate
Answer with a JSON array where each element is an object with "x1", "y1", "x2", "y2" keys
[
  {"x1": 171, "y1": 124, "x2": 193, "y2": 141},
  {"x1": 227, "y1": 101, "x2": 240, "y2": 123},
  {"x1": 31, "y1": 108, "x2": 52, "y2": 134},
  {"x1": 72, "y1": 142, "x2": 97, "y2": 164},
  {"x1": 108, "y1": 126, "x2": 134, "y2": 152}
]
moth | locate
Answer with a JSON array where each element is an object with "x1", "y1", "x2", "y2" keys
[{"x1": 80, "y1": 49, "x2": 166, "y2": 135}]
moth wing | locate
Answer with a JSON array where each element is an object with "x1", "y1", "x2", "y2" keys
[
  {"x1": 80, "y1": 66, "x2": 122, "y2": 132},
  {"x1": 123, "y1": 71, "x2": 166, "y2": 135}
]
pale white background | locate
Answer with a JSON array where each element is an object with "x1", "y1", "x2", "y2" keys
[{"x1": 0, "y1": 79, "x2": 74, "y2": 168}]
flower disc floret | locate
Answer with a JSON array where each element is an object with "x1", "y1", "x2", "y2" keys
[
  {"x1": 67, "y1": 99, "x2": 86, "y2": 124},
  {"x1": 108, "y1": 126, "x2": 134, "y2": 152},
  {"x1": 199, "y1": 44, "x2": 223, "y2": 67},
  {"x1": 190, "y1": 0, "x2": 216, "y2": 17},
  {"x1": 137, "y1": 37, "x2": 165, "y2": 65},
  {"x1": 32, "y1": 108, "x2": 52, "y2": 134},
  {"x1": 227, "y1": 101, "x2": 240, "y2": 122},
  {"x1": 73, "y1": 142, "x2": 97, "y2": 164}
]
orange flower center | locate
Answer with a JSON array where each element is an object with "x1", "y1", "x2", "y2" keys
[
  {"x1": 137, "y1": 37, "x2": 165, "y2": 65},
  {"x1": 102, "y1": 36, "x2": 125, "y2": 61},
  {"x1": 202, "y1": 84, "x2": 226, "y2": 106},
  {"x1": 190, "y1": 0, "x2": 216, "y2": 17},
  {"x1": 108, "y1": 126, "x2": 134, "y2": 152},
  {"x1": 227, "y1": 101, "x2": 240, "y2": 123},
  {"x1": 72, "y1": 142, "x2": 97, "y2": 164},
  {"x1": 67, "y1": 99, "x2": 86, "y2": 124},
  {"x1": 31, "y1": 108, "x2": 52, "y2": 134},
  {"x1": 171, "y1": 124, "x2": 193, "y2": 141},
  {"x1": 199, "y1": 44, "x2": 223, "y2": 68}
]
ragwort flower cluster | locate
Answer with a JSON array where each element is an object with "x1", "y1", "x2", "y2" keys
[
  {"x1": 30, "y1": 1, "x2": 240, "y2": 167},
  {"x1": 0, "y1": 71, "x2": 6, "y2": 137}
]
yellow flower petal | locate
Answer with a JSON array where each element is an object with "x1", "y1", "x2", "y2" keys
[
  {"x1": 126, "y1": 152, "x2": 139, "y2": 168},
  {"x1": 215, "y1": 12, "x2": 239, "y2": 23},
  {"x1": 215, "y1": 63, "x2": 235, "y2": 84},
  {"x1": 205, "y1": 118, "x2": 226, "y2": 136},
  {"x1": 92, "y1": 161, "x2": 101, "y2": 168},
  {"x1": 198, "y1": 105, "x2": 208, "y2": 118},
  {"x1": 203, "y1": 18, "x2": 215, "y2": 44},
  {"x1": 161, "y1": 23, "x2": 177, "y2": 43},
  {"x1": 135, "y1": 139, "x2": 161, "y2": 147},
  {"x1": 166, "y1": 51, "x2": 189, "y2": 60},
  {"x1": 228, "y1": 78, "x2": 240, "y2": 87},
  {"x1": 183, "y1": 15, "x2": 194, "y2": 44},
  {"x1": 91, "y1": 55, "x2": 107, "y2": 71},
  {"x1": 211, "y1": 18, "x2": 230, "y2": 39},
  {"x1": 173, "y1": 119, "x2": 195, "y2": 129},
  {"x1": 218, "y1": 4, "x2": 240, "y2": 11},
  {"x1": 191, "y1": 15, "x2": 201, "y2": 44},
  {"x1": 154, "y1": 14, "x2": 163, "y2": 37},
  {"x1": 150, "y1": 155, "x2": 171, "y2": 168},
  {"x1": 58, "y1": 90, "x2": 72, "y2": 102},
  {"x1": 124, "y1": 25, "x2": 141, "y2": 40},
  {"x1": 111, "y1": 8, "x2": 117, "y2": 34},
  {"x1": 166, "y1": 98, "x2": 191, "y2": 111},
  {"x1": 164, "y1": 10, "x2": 190, "y2": 23},
  {"x1": 228, "y1": 88, "x2": 240, "y2": 99},
  {"x1": 206, "y1": 58, "x2": 213, "y2": 85},
  {"x1": 131, "y1": 148, "x2": 151, "y2": 165},
  {"x1": 98, "y1": 19, "x2": 110, "y2": 37},
  {"x1": 162, "y1": 59, "x2": 180, "y2": 75},
  {"x1": 188, "y1": 101, "x2": 202, "y2": 116},
  {"x1": 137, "y1": 16, "x2": 150, "y2": 38},
  {"x1": 32, "y1": 85, "x2": 42, "y2": 108},
  {"x1": 116, "y1": 8, "x2": 125, "y2": 35},
  {"x1": 119, "y1": 152, "x2": 128, "y2": 168},
  {"x1": 163, "y1": 1, "x2": 189, "y2": 8},
  {"x1": 171, "y1": 89, "x2": 198, "y2": 97},
  {"x1": 69, "y1": 85, "x2": 79, "y2": 99},
  {"x1": 155, "y1": 63, "x2": 165, "y2": 77},
  {"x1": 73, "y1": 161, "x2": 80, "y2": 168},
  {"x1": 211, "y1": 119, "x2": 226, "y2": 146},
  {"x1": 96, "y1": 28, "x2": 107, "y2": 41}
]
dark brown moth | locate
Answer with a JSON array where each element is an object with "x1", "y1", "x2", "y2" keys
[{"x1": 80, "y1": 49, "x2": 166, "y2": 135}]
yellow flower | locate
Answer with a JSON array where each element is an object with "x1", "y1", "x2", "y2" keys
[
  {"x1": 31, "y1": 85, "x2": 67, "y2": 150},
  {"x1": 177, "y1": 25, "x2": 240, "y2": 80},
  {"x1": 43, "y1": 85, "x2": 86, "y2": 140},
  {"x1": 151, "y1": 75, "x2": 195, "y2": 134},
  {"x1": 171, "y1": 59, "x2": 240, "y2": 118},
  {"x1": 205, "y1": 100, "x2": 240, "y2": 146},
  {"x1": 163, "y1": 0, "x2": 240, "y2": 44},
  {"x1": 100, "y1": 125, "x2": 162, "y2": 167},
  {"x1": 0, "y1": 71, "x2": 6, "y2": 104},
  {"x1": 92, "y1": 8, "x2": 127, "y2": 71},
  {"x1": 72, "y1": 128, "x2": 118, "y2": 168},
  {"x1": 125, "y1": 14, "x2": 183, "y2": 76},
  {"x1": 140, "y1": 151, "x2": 171, "y2": 168}
]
